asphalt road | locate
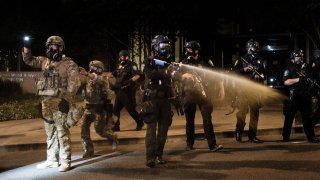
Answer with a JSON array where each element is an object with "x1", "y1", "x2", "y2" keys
[{"x1": 1, "y1": 133, "x2": 320, "y2": 180}]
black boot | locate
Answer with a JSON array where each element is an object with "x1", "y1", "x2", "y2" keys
[{"x1": 236, "y1": 132, "x2": 242, "y2": 142}]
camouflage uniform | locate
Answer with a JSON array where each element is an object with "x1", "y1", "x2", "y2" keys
[
  {"x1": 22, "y1": 36, "x2": 81, "y2": 168},
  {"x1": 80, "y1": 61, "x2": 117, "y2": 157}
]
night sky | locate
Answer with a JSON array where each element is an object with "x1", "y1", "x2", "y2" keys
[{"x1": 0, "y1": 0, "x2": 319, "y2": 70}]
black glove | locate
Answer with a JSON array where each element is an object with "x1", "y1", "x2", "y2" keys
[
  {"x1": 23, "y1": 39, "x2": 32, "y2": 49},
  {"x1": 58, "y1": 98, "x2": 70, "y2": 113}
]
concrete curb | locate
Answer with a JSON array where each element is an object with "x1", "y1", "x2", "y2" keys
[{"x1": 0, "y1": 126, "x2": 310, "y2": 153}]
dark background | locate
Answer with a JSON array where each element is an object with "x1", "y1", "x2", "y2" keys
[{"x1": 0, "y1": 0, "x2": 320, "y2": 72}]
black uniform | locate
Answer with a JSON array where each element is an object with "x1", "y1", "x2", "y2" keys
[
  {"x1": 282, "y1": 63, "x2": 319, "y2": 142},
  {"x1": 180, "y1": 56, "x2": 222, "y2": 151},
  {"x1": 234, "y1": 53, "x2": 266, "y2": 142},
  {"x1": 112, "y1": 60, "x2": 144, "y2": 131},
  {"x1": 141, "y1": 56, "x2": 173, "y2": 167},
  {"x1": 310, "y1": 53, "x2": 320, "y2": 125}
]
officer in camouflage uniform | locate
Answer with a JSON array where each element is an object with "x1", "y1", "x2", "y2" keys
[
  {"x1": 79, "y1": 60, "x2": 118, "y2": 158},
  {"x1": 22, "y1": 35, "x2": 81, "y2": 172}
]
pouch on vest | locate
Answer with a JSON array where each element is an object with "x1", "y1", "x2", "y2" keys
[{"x1": 140, "y1": 101, "x2": 156, "y2": 124}]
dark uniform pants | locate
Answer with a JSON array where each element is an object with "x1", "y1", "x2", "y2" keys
[
  {"x1": 183, "y1": 93, "x2": 216, "y2": 148},
  {"x1": 145, "y1": 98, "x2": 172, "y2": 161},
  {"x1": 113, "y1": 90, "x2": 141, "y2": 126},
  {"x1": 282, "y1": 95, "x2": 315, "y2": 140},
  {"x1": 236, "y1": 99, "x2": 260, "y2": 138}
]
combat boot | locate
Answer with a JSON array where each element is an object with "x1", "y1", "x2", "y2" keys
[
  {"x1": 112, "y1": 135, "x2": 119, "y2": 150},
  {"x1": 112, "y1": 125, "x2": 120, "y2": 132},
  {"x1": 156, "y1": 156, "x2": 166, "y2": 164},
  {"x1": 146, "y1": 159, "x2": 156, "y2": 168},
  {"x1": 36, "y1": 160, "x2": 59, "y2": 169},
  {"x1": 135, "y1": 122, "x2": 144, "y2": 131},
  {"x1": 236, "y1": 132, "x2": 242, "y2": 142},
  {"x1": 59, "y1": 162, "x2": 71, "y2": 172},
  {"x1": 210, "y1": 144, "x2": 223, "y2": 152},
  {"x1": 82, "y1": 151, "x2": 94, "y2": 158}
]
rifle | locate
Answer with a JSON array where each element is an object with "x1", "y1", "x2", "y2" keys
[
  {"x1": 240, "y1": 57, "x2": 265, "y2": 80},
  {"x1": 296, "y1": 71, "x2": 320, "y2": 90}
]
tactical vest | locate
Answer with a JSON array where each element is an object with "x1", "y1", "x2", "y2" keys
[
  {"x1": 84, "y1": 80, "x2": 107, "y2": 105},
  {"x1": 36, "y1": 58, "x2": 70, "y2": 96}
]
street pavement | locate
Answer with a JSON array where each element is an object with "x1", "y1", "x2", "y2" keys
[{"x1": 1, "y1": 102, "x2": 317, "y2": 153}]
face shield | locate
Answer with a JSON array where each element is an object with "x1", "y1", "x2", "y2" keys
[
  {"x1": 292, "y1": 56, "x2": 303, "y2": 65},
  {"x1": 157, "y1": 42, "x2": 171, "y2": 58}
]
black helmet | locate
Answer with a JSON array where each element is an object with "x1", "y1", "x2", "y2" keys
[
  {"x1": 151, "y1": 35, "x2": 171, "y2": 58},
  {"x1": 151, "y1": 35, "x2": 170, "y2": 50},
  {"x1": 290, "y1": 49, "x2": 304, "y2": 65},
  {"x1": 313, "y1": 49, "x2": 320, "y2": 59},
  {"x1": 290, "y1": 49, "x2": 304, "y2": 60},
  {"x1": 246, "y1": 39, "x2": 259, "y2": 54},
  {"x1": 119, "y1": 50, "x2": 129, "y2": 57},
  {"x1": 184, "y1": 41, "x2": 201, "y2": 50}
]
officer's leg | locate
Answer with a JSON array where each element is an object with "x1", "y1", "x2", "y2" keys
[
  {"x1": 235, "y1": 104, "x2": 248, "y2": 142},
  {"x1": 124, "y1": 95, "x2": 144, "y2": 130},
  {"x1": 199, "y1": 101, "x2": 216, "y2": 148},
  {"x1": 44, "y1": 121, "x2": 59, "y2": 163},
  {"x1": 282, "y1": 101, "x2": 298, "y2": 141},
  {"x1": 55, "y1": 111, "x2": 71, "y2": 172},
  {"x1": 248, "y1": 103, "x2": 262, "y2": 142},
  {"x1": 36, "y1": 102, "x2": 59, "y2": 169},
  {"x1": 145, "y1": 120, "x2": 157, "y2": 168},
  {"x1": 80, "y1": 109, "x2": 94, "y2": 157},
  {"x1": 156, "y1": 100, "x2": 172, "y2": 163},
  {"x1": 95, "y1": 110, "x2": 118, "y2": 149},
  {"x1": 299, "y1": 98, "x2": 319, "y2": 142},
  {"x1": 113, "y1": 94, "x2": 124, "y2": 131},
  {"x1": 184, "y1": 100, "x2": 196, "y2": 150}
]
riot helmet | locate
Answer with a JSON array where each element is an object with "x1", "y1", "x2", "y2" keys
[
  {"x1": 246, "y1": 39, "x2": 259, "y2": 55},
  {"x1": 313, "y1": 49, "x2": 320, "y2": 67},
  {"x1": 290, "y1": 49, "x2": 304, "y2": 65},
  {"x1": 118, "y1": 50, "x2": 130, "y2": 65},
  {"x1": 89, "y1": 60, "x2": 105, "y2": 74},
  {"x1": 45, "y1": 35, "x2": 65, "y2": 61},
  {"x1": 184, "y1": 41, "x2": 201, "y2": 56},
  {"x1": 151, "y1": 35, "x2": 172, "y2": 59}
]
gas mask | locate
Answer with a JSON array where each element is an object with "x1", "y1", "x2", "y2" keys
[
  {"x1": 46, "y1": 44, "x2": 62, "y2": 61},
  {"x1": 119, "y1": 56, "x2": 129, "y2": 66},
  {"x1": 157, "y1": 42, "x2": 171, "y2": 58},
  {"x1": 292, "y1": 56, "x2": 303, "y2": 65},
  {"x1": 185, "y1": 47, "x2": 198, "y2": 57}
]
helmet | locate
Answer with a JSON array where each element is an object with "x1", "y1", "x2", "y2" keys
[
  {"x1": 313, "y1": 49, "x2": 320, "y2": 59},
  {"x1": 45, "y1": 36, "x2": 65, "y2": 47},
  {"x1": 246, "y1": 39, "x2": 259, "y2": 54},
  {"x1": 119, "y1": 50, "x2": 129, "y2": 57},
  {"x1": 290, "y1": 49, "x2": 304, "y2": 59},
  {"x1": 151, "y1": 35, "x2": 171, "y2": 58},
  {"x1": 290, "y1": 49, "x2": 304, "y2": 65},
  {"x1": 184, "y1": 41, "x2": 200, "y2": 56},
  {"x1": 151, "y1": 35, "x2": 170, "y2": 49},
  {"x1": 89, "y1": 60, "x2": 105, "y2": 72},
  {"x1": 184, "y1": 41, "x2": 201, "y2": 50}
]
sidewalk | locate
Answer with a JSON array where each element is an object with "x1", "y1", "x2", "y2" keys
[{"x1": 0, "y1": 103, "x2": 311, "y2": 152}]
